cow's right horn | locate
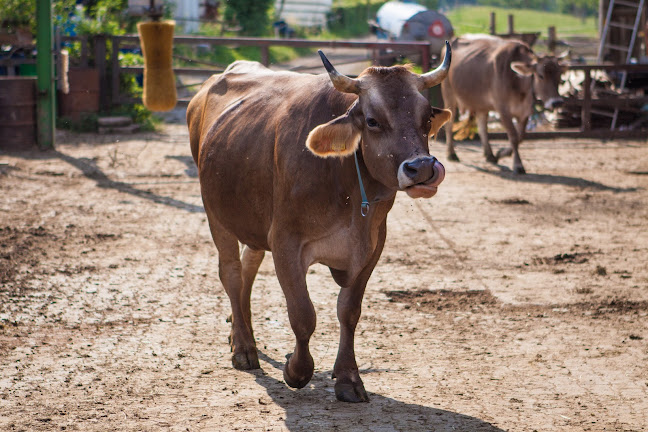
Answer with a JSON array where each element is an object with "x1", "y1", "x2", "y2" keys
[
  {"x1": 318, "y1": 50, "x2": 361, "y2": 94},
  {"x1": 418, "y1": 41, "x2": 451, "y2": 90}
]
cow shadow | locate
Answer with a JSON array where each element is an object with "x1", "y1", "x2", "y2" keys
[
  {"x1": 246, "y1": 351, "x2": 505, "y2": 432},
  {"x1": 165, "y1": 155, "x2": 198, "y2": 178},
  {"x1": 465, "y1": 163, "x2": 639, "y2": 193},
  {"x1": 432, "y1": 139, "x2": 639, "y2": 193},
  {"x1": 56, "y1": 151, "x2": 205, "y2": 213}
]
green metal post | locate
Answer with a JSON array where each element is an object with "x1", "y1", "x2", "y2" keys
[{"x1": 36, "y1": 0, "x2": 55, "y2": 149}]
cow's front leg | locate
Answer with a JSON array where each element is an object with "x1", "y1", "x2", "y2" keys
[
  {"x1": 334, "y1": 283, "x2": 369, "y2": 402},
  {"x1": 515, "y1": 116, "x2": 528, "y2": 144},
  {"x1": 499, "y1": 114, "x2": 525, "y2": 174},
  {"x1": 332, "y1": 221, "x2": 386, "y2": 403},
  {"x1": 272, "y1": 250, "x2": 316, "y2": 389}
]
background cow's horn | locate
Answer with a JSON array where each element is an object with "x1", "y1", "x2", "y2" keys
[
  {"x1": 418, "y1": 41, "x2": 451, "y2": 90},
  {"x1": 318, "y1": 50, "x2": 361, "y2": 94}
]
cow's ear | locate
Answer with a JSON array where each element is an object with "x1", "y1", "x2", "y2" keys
[
  {"x1": 510, "y1": 61, "x2": 535, "y2": 76},
  {"x1": 306, "y1": 104, "x2": 361, "y2": 158},
  {"x1": 429, "y1": 108, "x2": 452, "y2": 137}
]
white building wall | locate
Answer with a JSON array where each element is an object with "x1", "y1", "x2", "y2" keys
[
  {"x1": 274, "y1": 0, "x2": 333, "y2": 28},
  {"x1": 127, "y1": 0, "x2": 201, "y2": 33}
]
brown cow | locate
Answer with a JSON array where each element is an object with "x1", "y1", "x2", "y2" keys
[
  {"x1": 187, "y1": 46, "x2": 452, "y2": 402},
  {"x1": 441, "y1": 34, "x2": 567, "y2": 174}
]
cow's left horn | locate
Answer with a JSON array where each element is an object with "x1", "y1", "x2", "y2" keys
[
  {"x1": 318, "y1": 50, "x2": 361, "y2": 94},
  {"x1": 418, "y1": 41, "x2": 451, "y2": 90}
]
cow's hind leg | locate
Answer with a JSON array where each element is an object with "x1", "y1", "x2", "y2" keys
[
  {"x1": 272, "y1": 243, "x2": 316, "y2": 389},
  {"x1": 331, "y1": 221, "x2": 387, "y2": 403},
  {"x1": 240, "y1": 245, "x2": 265, "y2": 340},
  {"x1": 207, "y1": 217, "x2": 260, "y2": 370},
  {"x1": 476, "y1": 112, "x2": 497, "y2": 164},
  {"x1": 442, "y1": 85, "x2": 459, "y2": 161}
]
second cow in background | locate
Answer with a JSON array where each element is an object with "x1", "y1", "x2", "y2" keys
[{"x1": 442, "y1": 34, "x2": 568, "y2": 174}]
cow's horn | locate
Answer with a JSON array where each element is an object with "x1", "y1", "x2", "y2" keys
[
  {"x1": 318, "y1": 50, "x2": 361, "y2": 94},
  {"x1": 418, "y1": 41, "x2": 451, "y2": 90}
]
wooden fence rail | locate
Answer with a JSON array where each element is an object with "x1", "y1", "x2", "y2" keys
[
  {"x1": 108, "y1": 35, "x2": 436, "y2": 107},
  {"x1": 45, "y1": 35, "x2": 648, "y2": 139}
]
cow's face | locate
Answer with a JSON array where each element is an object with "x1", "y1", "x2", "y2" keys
[
  {"x1": 306, "y1": 46, "x2": 452, "y2": 199},
  {"x1": 511, "y1": 52, "x2": 568, "y2": 110}
]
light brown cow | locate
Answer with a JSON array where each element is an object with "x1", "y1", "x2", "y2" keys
[
  {"x1": 441, "y1": 34, "x2": 567, "y2": 173},
  {"x1": 187, "y1": 46, "x2": 452, "y2": 402}
]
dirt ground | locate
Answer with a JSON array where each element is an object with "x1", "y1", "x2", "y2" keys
[{"x1": 1, "y1": 124, "x2": 647, "y2": 431}]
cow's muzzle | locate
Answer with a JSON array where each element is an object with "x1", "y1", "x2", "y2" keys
[
  {"x1": 544, "y1": 97, "x2": 564, "y2": 110},
  {"x1": 397, "y1": 156, "x2": 445, "y2": 199}
]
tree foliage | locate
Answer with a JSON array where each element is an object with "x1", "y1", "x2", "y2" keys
[
  {"x1": 0, "y1": 0, "x2": 77, "y2": 33},
  {"x1": 555, "y1": 0, "x2": 598, "y2": 17},
  {"x1": 224, "y1": 0, "x2": 274, "y2": 36}
]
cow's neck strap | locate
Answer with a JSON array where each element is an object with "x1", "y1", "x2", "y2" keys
[{"x1": 353, "y1": 151, "x2": 370, "y2": 217}]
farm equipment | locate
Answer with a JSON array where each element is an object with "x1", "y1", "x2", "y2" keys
[{"x1": 369, "y1": 1, "x2": 453, "y2": 64}]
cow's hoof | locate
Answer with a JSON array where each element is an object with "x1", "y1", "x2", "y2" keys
[
  {"x1": 335, "y1": 381, "x2": 369, "y2": 403},
  {"x1": 283, "y1": 354, "x2": 313, "y2": 389},
  {"x1": 232, "y1": 349, "x2": 260, "y2": 370},
  {"x1": 447, "y1": 153, "x2": 460, "y2": 162},
  {"x1": 513, "y1": 166, "x2": 526, "y2": 175},
  {"x1": 496, "y1": 147, "x2": 513, "y2": 159},
  {"x1": 485, "y1": 153, "x2": 498, "y2": 164}
]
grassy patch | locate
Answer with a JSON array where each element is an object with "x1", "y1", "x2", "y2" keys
[
  {"x1": 171, "y1": 23, "x2": 312, "y2": 68},
  {"x1": 446, "y1": 6, "x2": 597, "y2": 37}
]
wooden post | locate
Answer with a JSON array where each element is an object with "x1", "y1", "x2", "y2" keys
[
  {"x1": 112, "y1": 37, "x2": 120, "y2": 107},
  {"x1": 94, "y1": 34, "x2": 108, "y2": 111},
  {"x1": 421, "y1": 45, "x2": 430, "y2": 73},
  {"x1": 80, "y1": 37, "x2": 88, "y2": 67},
  {"x1": 644, "y1": 22, "x2": 648, "y2": 56},
  {"x1": 489, "y1": 12, "x2": 496, "y2": 35},
  {"x1": 581, "y1": 70, "x2": 592, "y2": 132},
  {"x1": 548, "y1": 26, "x2": 557, "y2": 54},
  {"x1": 507, "y1": 14, "x2": 514, "y2": 35},
  {"x1": 261, "y1": 46, "x2": 270, "y2": 67}
]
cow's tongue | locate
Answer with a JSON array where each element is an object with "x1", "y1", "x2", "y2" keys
[{"x1": 404, "y1": 160, "x2": 445, "y2": 199}]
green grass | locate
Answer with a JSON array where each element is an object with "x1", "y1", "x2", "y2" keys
[
  {"x1": 446, "y1": 6, "x2": 597, "y2": 38},
  {"x1": 172, "y1": 23, "x2": 311, "y2": 67}
]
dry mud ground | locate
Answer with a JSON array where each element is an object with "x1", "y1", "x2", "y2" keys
[{"x1": 1, "y1": 125, "x2": 647, "y2": 432}]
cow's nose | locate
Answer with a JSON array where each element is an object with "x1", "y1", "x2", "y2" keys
[{"x1": 401, "y1": 156, "x2": 439, "y2": 185}]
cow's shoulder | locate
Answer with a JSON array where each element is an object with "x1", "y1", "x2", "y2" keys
[
  {"x1": 494, "y1": 39, "x2": 533, "y2": 60},
  {"x1": 223, "y1": 60, "x2": 272, "y2": 76}
]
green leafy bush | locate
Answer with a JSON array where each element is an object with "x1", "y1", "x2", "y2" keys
[
  {"x1": 0, "y1": 0, "x2": 77, "y2": 34},
  {"x1": 224, "y1": 0, "x2": 274, "y2": 36}
]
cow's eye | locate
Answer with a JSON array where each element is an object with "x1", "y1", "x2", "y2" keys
[{"x1": 366, "y1": 117, "x2": 379, "y2": 128}]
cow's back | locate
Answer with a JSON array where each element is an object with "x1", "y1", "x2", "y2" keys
[{"x1": 187, "y1": 62, "x2": 355, "y2": 250}]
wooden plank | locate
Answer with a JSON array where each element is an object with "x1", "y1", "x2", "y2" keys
[
  {"x1": 581, "y1": 70, "x2": 592, "y2": 132},
  {"x1": 489, "y1": 129, "x2": 648, "y2": 140}
]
